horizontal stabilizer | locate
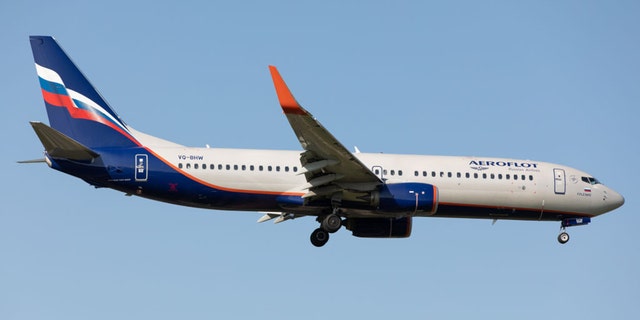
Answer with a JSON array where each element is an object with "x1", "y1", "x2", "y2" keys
[
  {"x1": 30, "y1": 121, "x2": 99, "y2": 161},
  {"x1": 17, "y1": 158, "x2": 47, "y2": 164}
]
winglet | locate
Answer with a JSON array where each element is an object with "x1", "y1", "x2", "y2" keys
[{"x1": 268, "y1": 66, "x2": 307, "y2": 115}]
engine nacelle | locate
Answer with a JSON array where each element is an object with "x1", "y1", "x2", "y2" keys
[
  {"x1": 345, "y1": 217, "x2": 412, "y2": 238},
  {"x1": 371, "y1": 183, "x2": 438, "y2": 214}
]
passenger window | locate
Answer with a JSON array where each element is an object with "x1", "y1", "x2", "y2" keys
[
  {"x1": 285, "y1": 166, "x2": 290, "y2": 172},
  {"x1": 498, "y1": 174, "x2": 502, "y2": 180},
  {"x1": 268, "y1": 166, "x2": 273, "y2": 172},
  {"x1": 250, "y1": 165, "x2": 255, "y2": 171},
  {"x1": 423, "y1": 171, "x2": 427, "y2": 177},
  {"x1": 293, "y1": 167, "x2": 298, "y2": 172},
  {"x1": 178, "y1": 163, "x2": 183, "y2": 169},
  {"x1": 490, "y1": 174, "x2": 495, "y2": 179},
  {"x1": 234, "y1": 165, "x2": 238, "y2": 170},
  {"x1": 194, "y1": 163, "x2": 199, "y2": 169},
  {"x1": 521, "y1": 175, "x2": 526, "y2": 180},
  {"x1": 225, "y1": 164, "x2": 230, "y2": 170},
  {"x1": 242, "y1": 165, "x2": 246, "y2": 171},
  {"x1": 514, "y1": 175, "x2": 518, "y2": 180},
  {"x1": 506, "y1": 174, "x2": 510, "y2": 180},
  {"x1": 390, "y1": 170, "x2": 395, "y2": 176},
  {"x1": 482, "y1": 173, "x2": 487, "y2": 179},
  {"x1": 529, "y1": 175, "x2": 533, "y2": 181},
  {"x1": 414, "y1": 171, "x2": 419, "y2": 177},
  {"x1": 374, "y1": 169, "x2": 380, "y2": 174},
  {"x1": 259, "y1": 165, "x2": 264, "y2": 171},
  {"x1": 440, "y1": 172, "x2": 444, "y2": 178},
  {"x1": 186, "y1": 163, "x2": 191, "y2": 169},
  {"x1": 210, "y1": 164, "x2": 215, "y2": 170},
  {"x1": 447, "y1": 172, "x2": 452, "y2": 178},
  {"x1": 432, "y1": 172, "x2": 436, "y2": 177},
  {"x1": 474, "y1": 173, "x2": 478, "y2": 178},
  {"x1": 465, "y1": 172, "x2": 470, "y2": 178},
  {"x1": 276, "y1": 166, "x2": 281, "y2": 172},
  {"x1": 457, "y1": 172, "x2": 461, "y2": 178},
  {"x1": 398, "y1": 170, "x2": 403, "y2": 176}
]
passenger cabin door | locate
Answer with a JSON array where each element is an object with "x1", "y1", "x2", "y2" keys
[{"x1": 553, "y1": 168, "x2": 565, "y2": 195}]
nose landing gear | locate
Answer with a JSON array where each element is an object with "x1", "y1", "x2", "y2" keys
[
  {"x1": 558, "y1": 229, "x2": 570, "y2": 244},
  {"x1": 557, "y1": 217, "x2": 591, "y2": 244}
]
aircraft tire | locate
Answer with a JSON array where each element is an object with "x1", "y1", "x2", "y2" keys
[
  {"x1": 322, "y1": 214, "x2": 342, "y2": 233},
  {"x1": 558, "y1": 232, "x2": 570, "y2": 244},
  {"x1": 310, "y1": 228, "x2": 330, "y2": 247}
]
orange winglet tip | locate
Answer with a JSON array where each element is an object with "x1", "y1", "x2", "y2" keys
[{"x1": 268, "y1": 66, "x2": 307, "y2": 115}]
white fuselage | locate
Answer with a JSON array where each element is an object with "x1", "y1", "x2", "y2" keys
[{"x1": 146, "y1": 146, "x2": 621, "y2": 219}]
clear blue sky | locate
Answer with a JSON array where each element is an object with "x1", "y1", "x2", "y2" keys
[{"x1": 1, "y1": 1, "x2": 638, "y2": 319}]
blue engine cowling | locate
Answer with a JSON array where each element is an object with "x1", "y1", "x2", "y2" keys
[
  {"x1": 345, "y1": 217, "x2": 412, "y2": 238},
  {"x1": 373, "y1": 183, "x2": 438, "y2": 214}
]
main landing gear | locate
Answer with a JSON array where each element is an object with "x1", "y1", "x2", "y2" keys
[{"x1": 310, "y1": 211, "x2": 343, "y2": 247}]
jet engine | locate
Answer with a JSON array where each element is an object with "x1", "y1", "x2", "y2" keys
[{"x1": 370, "y1": 183, "x2": 438, "y2": 214}]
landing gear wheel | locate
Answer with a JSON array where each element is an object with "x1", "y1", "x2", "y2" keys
[
  {"x1": 321, "y1": 214, "x2": 342, "y2": 233},
  {"x1": 558, "y1": 232, "x2": 570, "y2": 244},
  {"x1": 310, "y1": 228, "x2": 330, "y2": 247}
]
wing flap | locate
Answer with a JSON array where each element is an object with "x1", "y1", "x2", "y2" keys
[
  {"x1": 257, "y1": 212, "x2": 299, "y2": 224},
  {"x1": 298, "y1": 159, "x2": 340, "y2": 175}
]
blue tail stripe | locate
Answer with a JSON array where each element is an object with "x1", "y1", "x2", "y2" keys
[
  {"x1": 30, "y1": 35, "x2": 139, "y2": 149},
  {"x1": 30, "y1": 36, "x2": 121, "y2": 122},
  {"x1": 38, "y1": 76, "x2": 67, "y2": 95},
  {"x1": 38, "y1": 73, "x2": 129, "y2": 134},
  {"x1": 71, "y1": 98, "x2": 129, "y2": 133}
]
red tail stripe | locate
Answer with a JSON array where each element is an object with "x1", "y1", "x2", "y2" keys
[{"x1": 41, "y1": 89, "x2": 141, "y2": 146}]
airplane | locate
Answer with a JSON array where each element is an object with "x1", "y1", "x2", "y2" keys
[{"x1": 24, "y1": 35, "x2": 624, "y2": 247}]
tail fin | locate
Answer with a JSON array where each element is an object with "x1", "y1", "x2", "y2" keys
[{"x1": 29, "y1": 36, "x2": 140, "y2": 148}]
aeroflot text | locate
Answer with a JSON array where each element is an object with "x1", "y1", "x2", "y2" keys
[{"x1": 469, "y1": 160, "x2": 538, "y2": 168}]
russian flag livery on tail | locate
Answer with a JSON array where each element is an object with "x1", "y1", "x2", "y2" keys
[
  {"x1": 30, "y1": 36, "x2": 138, "y2": 148},
  {"x1": 24, "y1": 36, "x2": 624, "y2": 247}
]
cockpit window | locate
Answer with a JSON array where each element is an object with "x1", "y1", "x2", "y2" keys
[{"x1": 581, "y1": 176, "x2": 602, "y2": 185}]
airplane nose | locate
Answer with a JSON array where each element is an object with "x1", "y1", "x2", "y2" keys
[{"x1": 605, "y1": 188, "x2": 625, "y2": 212}]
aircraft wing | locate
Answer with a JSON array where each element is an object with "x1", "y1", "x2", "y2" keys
[{"x1": 269, "y1": 66, "x2": 382, "y2": 206}]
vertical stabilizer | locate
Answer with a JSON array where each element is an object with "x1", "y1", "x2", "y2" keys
[{"x1": 30, "y1": 36, "x2": 140, "y2": 148}]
